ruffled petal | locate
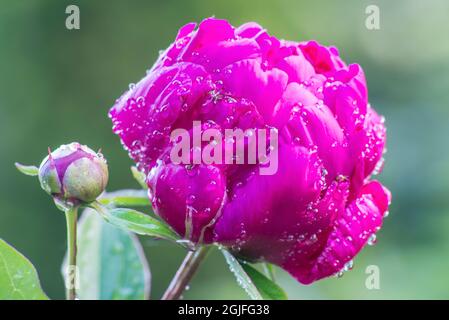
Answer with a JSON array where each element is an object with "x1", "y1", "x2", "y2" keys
[
  {"x1": 299, "y1": 41, "x2": 346, "y2": 75},
  {"x1": 285, "y1": 181, "x2": 390, "y2": 284},
  {"x1": 236, "y1": 22, "x2": 264, "y2": 38},
  {"x1": 213, "y1": 143, "x2": 324, "y2": 257},
  {"x1": 109, "y1": 63, "x2": 213, "y2": 172},
  {"x1": 148, "y1": 162, "x2": 226, "y2": 243},
  {"x1": 275, "y1": 49, "x2": 316, "y2": 83},
  {"x1": 221, "y1": 59, "x2": 288, "y2": 122},
  {"x1": 363, "y1": 107, "x2": 386, "y2": 176}
]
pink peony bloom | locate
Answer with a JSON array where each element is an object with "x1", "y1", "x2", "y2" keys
[{"x1": 109, "y1": 18, "x2": 390, "y2": 284}]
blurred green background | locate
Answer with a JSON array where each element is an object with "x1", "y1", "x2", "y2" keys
[{"x1": 1, "y1": 0, "x2": 449, "y2": 299}]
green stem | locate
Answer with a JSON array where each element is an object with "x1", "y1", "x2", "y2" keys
[
  {"x1": 65, "y1": 206, "x2": 78, "y2": 300},
  {"x1": 161, "y1": 246, "x2": 211, "y2": 300}
]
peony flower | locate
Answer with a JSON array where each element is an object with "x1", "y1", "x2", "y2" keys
[
  {"x1": 109, "y1": 18, "x2": 390, "y2": 284},
  {"x1": 38, "y1": 142, "x2": 109, "y2": 204}
]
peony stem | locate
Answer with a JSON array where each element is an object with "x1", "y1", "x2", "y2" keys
[
  {"x1": 64, "y1": 206, "x2": 78, "y2": 300},
  {"x1": 162, "y1": 246, "x2": 211, "y2": 300}
]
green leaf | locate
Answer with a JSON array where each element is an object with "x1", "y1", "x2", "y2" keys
[
  {"x1": 222, "y1": 249, "x2": 287, "y2": 300},
  {"x1": 0, "y1": 239, "x2": 48, "y2": 300},
  {"x1": 131, "y1": 166, "x2": 148, "y2": 189},
  {"x1": 15, "y1": 163, "x2": 38, "y2": 176},
  {"x1": 62, "y1": 210, "x2": 151, "y2": 300},
  {"x1": 262, "y1": 263, "x2": 276, "y2": 281},
  {"x1": 240, "y1": 262, "x2": 287, "y2": 300},
  {"x1": 99, "y1": 189, "x2": 150, "y2": 207},
  {"x1": 91, "y1": 202, "x2": 180, "y2": 243},
  {"x1": 222, "y1": 249, "x2": 262, "y2": 300}
]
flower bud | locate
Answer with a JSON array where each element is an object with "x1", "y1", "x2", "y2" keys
[{"x1": 38, "y1": 142, "x2": 108, "y2": 203}]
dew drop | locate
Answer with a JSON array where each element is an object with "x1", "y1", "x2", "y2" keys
[
  {"x1": 343, "y1": 260, "x2": 354, "y2": 271},
  {"x1": 367, "y1": 234, "x2": 377, "y2": 246}
]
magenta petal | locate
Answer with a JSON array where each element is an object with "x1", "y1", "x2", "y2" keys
[
  {"x1": 236, "y1": 22, "x2": 264, "y2": 38},
  {"x1": 110, "y1": 63, "x2": 212, "y2": 172},
  {"x1": 363, "y1": 108, "x2": 387, "y2": 176},
  {"x1": 148, "y1": 163, "x2": 226, "y2": 243},
  {"x1": 300, "y1": 103, "x2": 351, "y2": 180},
  {"x1": 176, "y1": 22, "x2": 197, "y2": 39},
  {"x1": 188, "y1": 38, "x2": 261, "y2": 71},
  {"x1": 181, "y1": 18, "x2": 235, "y2": 58},
  {"x1": 213, "y1": 143, "x2": 323, "y2": 256},
  {"x1": 271, "y1": 82, "x2": 316, "y2": 128},
  {"x1": 299, "y1": 41, "x2": 346, "y2": 75},
  {"x1": 222, "y1": 59, "x2": 288, "y2": 122},
  {"x1": 275, "y1": 52, "x2": 316, "y2": 84},
  {"x1": 286, "y1": 181, "x2": 390, "y2": 284}
]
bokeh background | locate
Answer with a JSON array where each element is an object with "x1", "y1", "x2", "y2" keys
[{"x1": 1, "y1": 0, "x2": 449, "y2": 299}]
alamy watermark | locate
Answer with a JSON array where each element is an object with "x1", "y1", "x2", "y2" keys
[
  {"x1": 365, "y1": 264, "x2": 380, "y2": 290},
  {"x1": 365, "y1": 5, "x2": 380, "y2": 30},
  {"x1": 64, "y1": 265, "x2": 80, "y2": 291},
  {"x1": 170, "y1": 121, "x2": 279, "y2": 175},
  {"x1": 65, "y1": 5, "x2": 80, "y2": 30}
]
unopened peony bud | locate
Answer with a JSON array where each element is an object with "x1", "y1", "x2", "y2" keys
[{"x1": 38, "y1": 142, "x2": 108, "y2": 204}]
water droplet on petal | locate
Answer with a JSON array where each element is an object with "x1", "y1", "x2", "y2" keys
[
  {"x1": 343, "y1": 260, "x2": 354, "y2": 271},
  {"x1": 367, "y1": 234, "x2": 377, "y2": 246}
]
